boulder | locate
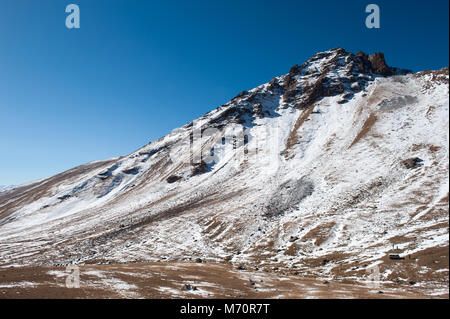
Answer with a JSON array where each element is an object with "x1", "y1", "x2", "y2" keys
[{"x1": 167, "y1": 175, "x2": 182, "y2": 183}]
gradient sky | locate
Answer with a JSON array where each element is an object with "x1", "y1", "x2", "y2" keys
[{"x1": 0, "y1": 0, "x2": 448, "y2": 185}]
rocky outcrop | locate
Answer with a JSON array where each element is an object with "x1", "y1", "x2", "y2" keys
[
  {"x1": 368, "y1": 52, "x2": 393, "y2": 76},
  {"x1": 356, "y1": 51, "x2": 393, "y2": 76}
]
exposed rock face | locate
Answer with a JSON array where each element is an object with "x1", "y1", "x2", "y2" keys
[
  {"x1": 356, "y1": 51, "x2": 397, "y2": 76},
  {"x1": 369, "y1": 52, "x2": 393, "y2": 76},
  {"x1": 278, "y1": 48, "x2": 411, "y2": 110}
]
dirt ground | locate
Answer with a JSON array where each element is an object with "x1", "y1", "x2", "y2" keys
[{"x1": 0, "y1": 261, "x2": 447, "y2": 299}]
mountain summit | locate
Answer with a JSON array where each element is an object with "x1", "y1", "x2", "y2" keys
[{"x1": 0, "y1": 48, "x2": 448, "y2": 296}]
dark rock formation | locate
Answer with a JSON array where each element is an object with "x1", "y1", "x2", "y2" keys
[
  {"x1": 369, "y1": 52, "x2": 393, "y2": 76},
  {"x1": 167, "y1": 175, "x2": 182, "y2": 183}
]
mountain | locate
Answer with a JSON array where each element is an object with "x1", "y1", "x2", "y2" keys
[
  {"x1": 0, "y1": 48, "x2": 448, "y2": 297},
  {"x1": 0, "y1": 185, "x2": 15, "y2": 192}
]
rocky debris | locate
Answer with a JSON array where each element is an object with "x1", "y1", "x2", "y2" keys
[
  {"x1": 238, "y1": 265, "x2": 247, "y2": 271},
  {"x1": 427, "y1": 67, "x2": 448, "y2": 84},
  {"x1": 378, "y1": 95, "x2": 418, "y2": 111},
  {"x1": 264, "y1": 178, "x2": 314, "y2": 218},
  {"x1": 356, "y1": 51, "x2": 393, "y2": 76},
  {"x1": 402, "y1": 157, "x2": 424, "y2": 169}
]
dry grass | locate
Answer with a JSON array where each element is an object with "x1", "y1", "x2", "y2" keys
[
  {"x1": 349, "y1": 112, "x2": 377, "y2": 148},
  {"x1": 282, "y1": 104, "x2": 316, "y2": 159},
  {"x1": 0, "y1": 261, "x2": 440, "y2": 299},
  {"x1": 302, "y1": 222, "x2": 336, "y2": 246}
]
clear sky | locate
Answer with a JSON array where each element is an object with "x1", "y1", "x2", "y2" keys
[{"x1": 0, "y1": 0, "x2": 448, "y2": 185}]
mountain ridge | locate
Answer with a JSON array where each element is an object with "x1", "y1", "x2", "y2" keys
[{"x1": 0, "y1": 48, "x2": 448, "y2": 297}]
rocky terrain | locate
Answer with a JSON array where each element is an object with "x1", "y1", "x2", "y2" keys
[{"x1": 0, "y1": 48, "x2": 448, "y2": 298}]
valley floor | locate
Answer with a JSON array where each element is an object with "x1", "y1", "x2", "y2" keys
[{"x1": 0, "y1": 261, "x2": 447, "y2": 299}]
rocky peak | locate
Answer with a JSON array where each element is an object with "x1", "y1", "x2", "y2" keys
[
  {"x1": 357, "y1": 51, "x2": 392, "y2": 76},
  {"x1": 369, "y1": 52, "x2": 392, "y2": 75},
  {"x1": 202, "y1": 48, "x2": 411, "y2": 129},
  {"x1": 279, "y1": 48, "x2": 413, "y2": 109}
]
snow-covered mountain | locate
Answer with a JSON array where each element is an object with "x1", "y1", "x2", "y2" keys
[
  {"x1": 0, "y1": 185, "x2": 15, "y2": 193},
  {"x1": 0, "y1": 48, "x2": 448, "y2": 294}
]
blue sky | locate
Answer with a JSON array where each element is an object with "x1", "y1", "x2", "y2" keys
[{"x1": 0, "y1": 0, "x2": 448, "y2": 185}]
